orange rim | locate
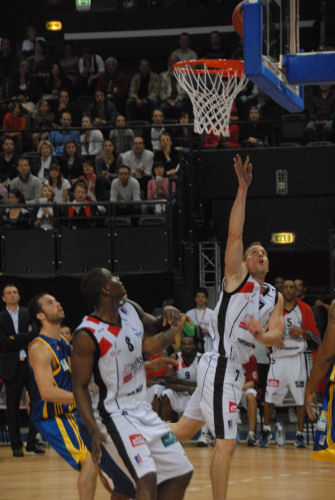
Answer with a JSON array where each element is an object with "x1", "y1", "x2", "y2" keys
[{"x1": 173, "y1": 58, "x2": 245, "y2": 77}]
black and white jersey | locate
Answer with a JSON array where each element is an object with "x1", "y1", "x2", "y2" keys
[
  {"x1": 209, "y1": 274, "x2": 277, "y2": 365},
  {"x1": 75, "y1": 302, "x2": 146, "y2": 415}
]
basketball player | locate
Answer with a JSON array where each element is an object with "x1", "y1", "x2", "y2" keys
[
  {"x1": 305, "y1": 300, "x2": 335, "y2": 461},
  {"x1": 259, "y1": 279, "x2": 320, "y2": 448},
  {"x1": 170, "y1": 154, "x2": 285, "y2": 500},
  {"x1": 160, "y1": 335, "x2": 201, "y2": 421},
  {"x1": 27, "y1": 293, "x2": 98, "y2": 500},
  {"x1": 71, "y1": 268, "x2": 193, "y2": 500}
]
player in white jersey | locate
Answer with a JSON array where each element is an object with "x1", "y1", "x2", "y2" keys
[
  {"x1": 161, "y1": 336, "x2": 201, "y2": 420},
  {"x1": 186, "y1": 287, "x2": 214, "y2": 353},
  {"x1": 71, "y1": 268, "x2": 193, "y2": 500},
  {"x1": 260, "y1": 279, "x2": 321, "y2": 448},
  {"x1": 170, "y1": 154, "x2": 285, "y2": 500}
]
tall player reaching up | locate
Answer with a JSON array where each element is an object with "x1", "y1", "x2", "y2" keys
[{"x1": 170, "y1": 154, "x2": 285, "y2": 500}]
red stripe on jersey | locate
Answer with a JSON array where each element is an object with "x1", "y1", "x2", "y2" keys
[
  {"x1": 99, "y1": 337, "x2": 113, "y2": 357},
  {"x1": 86, "y1": 327, "x2": 95, "y2": 334},
  {"x1": 107, "y1": 325, "x2": 121, "y2": 337},
  {"x1": 87, "y1": 316, "x2": 100, "y2": 324},
  {"x1": 238, "y1": 281, "x2": 254, "y2": 294}
]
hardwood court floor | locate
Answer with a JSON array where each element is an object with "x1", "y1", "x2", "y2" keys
[{"x1": 0, "y1": 442, "x2": 333, "y2": 500}]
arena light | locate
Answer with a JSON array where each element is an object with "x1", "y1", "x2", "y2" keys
[
  {"x1": 271, "y1": 232, "x2": 296, "y2": 245},
  {"x1": 76, "y1": 0, "x2": 91, "y2": 11},
  {"x1": 46, "y1": 20, "x2": 63, "y2": 31}
]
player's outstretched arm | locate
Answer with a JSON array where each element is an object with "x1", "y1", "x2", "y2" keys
[
  {"x1": 305, "y1": 301, "x2": 335, "y2": 420},
  {"x1": 127, "y1": 299, "x2": 182, "y2": 336},
  {"x1": 29, "y1": 341, "x2": 75, "y2": 405},
  {"x1": 247, "y1": 293, "x2": 285, "y2": 347},
  {"x1": 71, "y1": 330, "x2": 106, "y2": 465},
  {"x1": 225, "y1": 154, "x2": 252, "y2": 291},
  {"x1": 142, "y1": 314, "x2": 187, "y2": 358}
]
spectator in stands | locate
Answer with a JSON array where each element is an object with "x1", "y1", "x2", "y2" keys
[
  {"x1": 80, "y1": 115, "x2": 104, "y2": 157},
  {"x1": 87, "y1": 88, "x2": 118, "y2": 129},
  {"x1": 34, "y1": 185, "x2": 55, "y2": 230},
  {"x1": 32, "y1": 100, "x2": 54, "y2": 150},
  {"x1": 110, "y1": 165, "x2": 141, "y2": 216},
  {"x1": 58, "y1": 42, "x2": 79, "y2": 86},
  {"x1": 121, "y1": 136, "x2": 154, "y2": 191},
  {"x1": 22, "y1": 25, "x2": 46, "y2": 59},
  {"x1": 109, "y1": 114, "x2": 134, "y2": 154},
  {"x1": 95, "y1": 139, "x2": 118, "y2": 184},
  {"x1": 1, "y1": 189, "x2": 31, "y2": 228},
  {"x1": 173, "y1": 32, "x2": 198, "y2": 62},
  {"x1": 79, "y1": 157, "x2": 106, "y2": 202},
  {"x1": 66, "y1": 180, "x2": 96, "y2": 229},
  {"x1": 126, "y1": 58, "x2": 160, "y2": 120},
  {"x1": 151, "y1": 108, "x2": 165, "y2": 152},
  {"x1": 29, "y1": 40, "x2": 50, "y2": 96},
  {"x1": 160, "y1": 53, "x2": 188, "y2": 118},
  {"x1": 240, "y1": 105, "x2": 269, "y2": 148},
  {"x1": 2, "y1": 101, "x2": 27, "y2": 153},
  {"x1": 147, "y1": 163, "x2": 175, "y2": 214},
  {"x1": 305, "y1": 84, "x2": 335, "y2": 142},
  {"x1": 173, "y1": 111, "x2": 199, "y2": 149},
  {"x1": 236, "y1": 81, "x2": 259, "y2": 120},
  {"x1": 0, "y1": 137, "x2": 17, "y2": 183},
  {"x1": 78, "y1": 46, "x2": 105, "y2": 95},
  {"x1": 97, "y1": 57, "x2": 129, "y2": 114},
  {"x1": 46, "y1": 63, "x2": 72, "y2": 97},
  {"x1": 53, "y1": 89, "x2": 80, "y2": 127},
  {"x1": 204, "y1": 30, "x2": 227, "y2": 59},
  {"x1": 0, "y1": 183, "x2": 8, "y2": 202},
  {"x1": 60, "y1": 139, "x2": 82, "y2": 184},
  {"x1": 60, "y1": 325, "x2": 72, "y2": 343},
  {"x1": 33, "y1": 139, "x2": 54, "y2": 182},
  {"x1": 10, "y1": 157, "x2": 42, "y2": 204},
  {"x1": 47, "y1": 163, "x2": 71, "y2": 203},
  {"x1": 203, "y1": 103, "x2": 239, "y2": 149},
  {"x1": 154, "y1": 132, "x2": 180, "y2": 176},
  {"x1": 0, "y1": 38, "x2": 17, "y2": 100},
  {"x1": 160, "y1": 336, "x2": 200, "y2": 422},
  {"x1": 10, "y1": 60, "x2": 37, "y2": 103},
  {"x1": 50, "y1": 111, "x2": 80, "y2": 155}
]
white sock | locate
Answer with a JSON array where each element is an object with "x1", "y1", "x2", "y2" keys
[{"x1": 263, "y1": 425, "x2": 271, "y2": 432}]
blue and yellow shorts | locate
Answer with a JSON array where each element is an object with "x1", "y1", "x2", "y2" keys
[
  {"x1": 34, "y1": 411, "x2": 89, "y2": 470},
  {"x1": 313, "y1": 382, "x2": 335, "y2": 462}
]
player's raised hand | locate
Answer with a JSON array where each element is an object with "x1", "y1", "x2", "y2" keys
[
  {"x1": 91, "y1": 428, "x2": 107, "y2": 465},
  {"x1": 233, "y1": 154, "x2": 252, "y2": 189},
  {"x1": 163, "y1": 305, "x2": 182, "y2": 327},
  {"x1": 170, "y1": 313, "x2": 187, "y2": 335}
]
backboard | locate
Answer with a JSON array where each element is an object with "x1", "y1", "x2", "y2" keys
[{"x1": 243, "y1": 0, "x2": 335, "y2": 112}]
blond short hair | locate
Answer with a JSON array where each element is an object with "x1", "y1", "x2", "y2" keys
[{"x1": 37, "y1": 140, "x2": 54, "y2": 154}]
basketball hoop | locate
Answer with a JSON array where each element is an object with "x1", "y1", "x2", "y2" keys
[{"x1": 173, "y1": 59, "x2": 248, "y2": 137}]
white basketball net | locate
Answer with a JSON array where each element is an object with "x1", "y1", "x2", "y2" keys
[{"x1": 173, "y1": 60, "x2": 248, "y2": 137}]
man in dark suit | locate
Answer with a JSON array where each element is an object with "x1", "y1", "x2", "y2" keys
[{"x1": 0, "y1": 284, "x2": 44, "y2": 457}]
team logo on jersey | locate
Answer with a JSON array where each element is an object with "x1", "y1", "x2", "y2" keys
[
  {"x1": 268, "y1": 378, "x2": 279, "y2": 387},
  {"x1": 161, "y1": 431, "x2": 178, "y2": 447},
  {"x1": 229, "y1": 401, "x2": 238, "y2": 413},
  {"x1": 295, "y1": 381, "x2": 305, "y2": 388},
  {"x1": 130, "y1": 434, "x2": 146, "y2": 447},
  {"x1": 227, "y1": 419, "x2": 233, "y2": 429},
  {"x1": 134, "y1": 454, "x2": 143, "y2": 465},
  {"x1": 60, "y1": 358, "x2": 69, "y2": 371}
]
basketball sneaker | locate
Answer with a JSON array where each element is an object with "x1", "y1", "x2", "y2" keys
[
  {"x1": 259, "y1": 428, "x2": 271, "y2": 448},
  {"x1": 197, "y1": 430, "x2": 211, "y2": 447},
  {"x1": 294, "y1": 433, "x2": 306, "y2": 448},
  {"x1": 246, "y1": 432, "x2": 257, "y2": 446}
]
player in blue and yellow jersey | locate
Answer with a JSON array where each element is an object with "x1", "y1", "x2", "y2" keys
[{"x1": 305, "y1": 300, "x2": 335, "y2": 461}]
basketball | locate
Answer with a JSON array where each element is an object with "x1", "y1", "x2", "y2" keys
[{"x1": 232, "y1": 1, "x2": 244, "y2": 39}]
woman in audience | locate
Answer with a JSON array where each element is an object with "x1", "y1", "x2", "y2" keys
[
  {"x1": 10, "y1": 59, "x2": 37, "y2": 101},
  {"x1": 79, "y1": 157, "x2": 106, "y2": 202},
  {"x1": 2, "y1": 189, "x2": 31, "y2": 228},
  {"x1": 147, "y1": 163, "x2": 175, "y2": 214},
  {"x1": 34, "y1": 185, "x2": 55, "y2": 230},
  {"x1": 46, "y1": 62, "x2": 72, "y2": 97},
  {"x1": 47, "y1": 163, "x2": 71, "y2": 203},
  {"x1": 109, "y1": 114, "x2": 134, "y2": 154},
  {"x1": 80, "y1": 115, "x2": 104, "y2": 157},
  {"x1": 58, "y1": 42, "x2": 79, "y2": 86},
  {"x1": 2, "y1": 101, "x2": 27, "y2": 153},
  {"x1": 154, "y1": 132, "x2": 180, "y2": 176},
  {"x1": 60, "y1": 140, "x2": 82, "y2": 184},
  {"x1": 95, "y1": 139, "x2": 118, "y2": 184},
  {"x1": 33, "y1": 139, "x2": 54, "y2": 182}
]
